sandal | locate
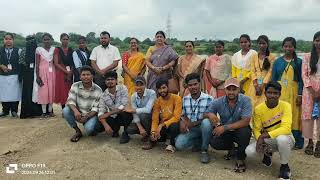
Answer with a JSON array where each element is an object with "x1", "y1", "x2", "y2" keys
[
  {"x1": 165, "y1": 145, "x2": 176, "y2": 153},
  {"x1": 314, "y1": 142, "x2": 320, "y2": 158},
  {"x1": 234, "y1": 162, "x2": 246, "y2": 173},
  {"x1": 70, "y1": 133, "x2": 82, "y2": 142},
  {"x1": 304, "y1": 144, "x2": 314, "y2": 155}
]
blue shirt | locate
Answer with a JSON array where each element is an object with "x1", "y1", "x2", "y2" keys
[
  {"x1": 206, "y1": 94, "x2": 252, "y2": 125},
  {"x1": 131, "y1": 88, "x2": 157, "y2": 114},
  {"x1": 183, "y1": 92, "x2": 213, "y2": 122}
]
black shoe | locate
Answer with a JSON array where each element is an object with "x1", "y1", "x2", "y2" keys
[
  {"x1": 119, "y1": 132, "x2": 130, "y2": 144},
  {"x1": 200, "y1": 151, "x2": 210, "y2": 164},
  {"x1": 11, "y1": 112, "x2": 18, "y2": 118},
  {"x1": 278, "y1": 164, "x2": 291, "y2": 180},
  {"x1": 262, "y1": 153, "x2": 272, "y2": 167},
  {"x1": 0, "y1": 112, "x2": 9, "y2": 117},
  {"x1": 126, "y1": 123, "x2": 139, "y2": 135}
]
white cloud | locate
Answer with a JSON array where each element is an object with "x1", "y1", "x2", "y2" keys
[{"x1": 0, "y1": 0, "x2": 319, "y2": 41}]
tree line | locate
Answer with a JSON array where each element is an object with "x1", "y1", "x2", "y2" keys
[{"x1": 0, "y1": 30, "x2": 313, "y2": 55}]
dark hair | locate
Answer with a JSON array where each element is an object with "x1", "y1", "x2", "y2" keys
[
  {"x1": 265, "y1": 81, "x2": 282, "y2": 92},
  {"x1": 282, "y1": 37, "x2": 298, "y2": 77},
  {"x1": 80, "y1": 65, "x2": 95, "y2": 75},
  {"x1": 156, "y1": 78, "x2": 169, "y2": 89},
  {"x1": 4, "y1": 32, "x2": 14, "y2": 39},
  {"x1": 100, "y1": 31, "x2": 110, "y2": 38},
  {"x1": 42, "y1": 33, "x2": 53, "y2": 40},
  {"x1": 105, "y1": 71, "x2": 117, "y2": 79},
  {"x1": 215, "y1": 40, "x2": 224, "y2": 47},
  {"x1": 77, "y1": 36, "x2": 87, "y2": 43},
  {"x1": 60, "y1": 33, "x2": 69, "y2": 40},
  {"x1": 155, "y1": 31, "x2": 166, "y2": 39},
  {"x1": 310, "y1": 31, "x2": 320, "y2": 75},
  {"x1": 240, "y1": 34, "x2": 251, "y2": 47},
  {"x1": 25, "y1": 35, "x2": 37, "y2": 64},
  {"x1": 185, "y1": 73, "x2": 200, "y2": 84},
  {"x1": 257, "y1": 35, "x2": 271, "y2": 70},
  {"x1": 185, "y1": 41, "x2": 194, "y2": 47}
]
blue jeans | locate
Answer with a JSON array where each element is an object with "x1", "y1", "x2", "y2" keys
[
  {"x1": 175, "y1": 119, "x2": 212, "y2": 151},
  {"x1": 63, "y1": 106, "x2": 99, "y2": 136}
]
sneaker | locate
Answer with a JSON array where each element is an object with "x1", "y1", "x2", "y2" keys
[
  {"x1": 200, "y1": 151, "x2": 210, "y2": 164},
  {"x1": 278, "y1": 164, "x2": 291, "y2": 180},
  {"x1": 119, "y1": 132, "x2": 130, "y2": 144},
  {"x1": 262, "y1": 153, "x2": 272, "y2": 167},
  {"x1": 11, "y1": 112, "x2": 18, "y2": 118}
]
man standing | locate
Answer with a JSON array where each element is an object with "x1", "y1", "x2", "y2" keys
[
  {"x1": 98, "y1": 71, "x2": 133, "y2": 144},
  {"x1": 175, "y1": 73, "x2": 214, "y2": 163},
  {"x1": 63, "y1": 66, "x2": 102, "y2": 142},
  {"x1": 205, "y1": 78, "x2": 252, "y2": 173},
  {"x1": 246, "y1": 81, "x2": 294, "y2": 180},
  {"x1": 90, "y1": 31, "x2": 121, "y2": 91},
  {"x1": 124, "y1": 76, "x2": 157, "y2": 142},
  {"x1": 142, "y1": 79, "x2": 182, "y2": 152}
]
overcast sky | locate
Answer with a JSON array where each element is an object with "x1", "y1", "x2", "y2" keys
[{"x1": 1, "y1": 0, "x2": 319, "y2": 41}]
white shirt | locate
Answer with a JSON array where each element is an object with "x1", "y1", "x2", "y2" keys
[{"x1": 89, "y1": 44, "x2": 121, "y2": 69}]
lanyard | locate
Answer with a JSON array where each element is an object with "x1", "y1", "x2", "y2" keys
[
  {"x1": 226, "y1": 98, "x2": 239, "y2": 124},
  {"x1": 108, "y1": 93, "x2": 116, "y2": 105},
  {"x1": 190, "y1": 98, "x2": 201, "y2": 114},
  {"x1": 284, "y1": 60, "x2": 293, "y2": 74},
  {"x1": 5, "y1": 48, "x2": 13, "y2": 64}
]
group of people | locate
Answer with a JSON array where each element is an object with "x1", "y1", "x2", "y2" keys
[{"x1": 0, "y1": 30, "x2": 319, "y2": 180}]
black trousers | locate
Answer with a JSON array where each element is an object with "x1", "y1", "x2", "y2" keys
[
  {"x1": 98, "y1": 112, "x2": 133, "y2": 133},
  {"x1": 152, "y1": 122, "x2": 180, "y2": 146},
  {"x1": 210, "y1": 126, "x2": 252, "y2": 160},
  {"x1": 127, "y1": 113, "x2": 152, "y2": 135},
  {"x1": 2, "y1": 101, "x2": 19, "y2": 114}
]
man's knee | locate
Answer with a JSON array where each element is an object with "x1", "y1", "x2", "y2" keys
[
  {"x1": 62, "y1": 106, "x2": 72, "y2": 117},
  {"x1": 201, "y1": 119, "x2": 212, "y2": 132},
  {"x1": 84, "y1": 117, "x2": 98, "y2": 135},
  {"x1": 175, "y1": 134, "x2": 189, "y2": 150},
  {"x1": 276, "y1": 135, "x2": 293, "y2": 146}
]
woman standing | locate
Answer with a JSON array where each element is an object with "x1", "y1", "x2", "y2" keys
[
  {"x1": 145, "y1": 31, "x2": 179, "y2": 93},
  {"x1": 272, "y1": 37, "x2": 304, "y2": 149},
  {"x1": 122, "y1": 38, "x2": 146, "y2": 96},
  {"x1": 0, "y1": 33, "x2": 22, "y2": 118},
  {"x1": 177, "y1": 41, "x2": 205, "y2": 96},
  {"x1": 54, "y1": 33, "x2": 74, "y2": 109},
  {"x1": 204, "y1": 41, "x2": 231, "y2": 98},
  {"x1": 231, "y1": 34, "x2": 257, "y2": 95},
  {"x1": 19, "y1": 35, "x2": 42, "y2": 118},
  {"x1": 34, "y1": 33, "x2": 55, "y2": 118},
  {"x1": 249, "y1": 35, "x2": 276, "y2": 107},
  {"x1": 72, "y1": 36, "x2": 91, "y2": 82},
  {"x1": 302, "y1": 31, "x2": 320, "y2": 157}
]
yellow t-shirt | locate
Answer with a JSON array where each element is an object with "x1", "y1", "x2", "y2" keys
[
  {"x1": 151, "y1": 94, "x2": 182, "y2": 132},
  {"x1": 253, "y1": 100, "x2": 292, "y2": 139}
]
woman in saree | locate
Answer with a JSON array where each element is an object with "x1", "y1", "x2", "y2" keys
[
  {"x1": 122, "y1": 37, "x2": 146, "y2": 96},
  {"x1": 145, "y1": 31, "x2": 179, "y2": 93},
  {"x1": 272, "y1": 37, "x2": 304, "y2": 149},
  {"x1": 205, "y1": 40, "x2": 231, "y2": 98},
  {"x1": 231, "y1": 34, "x2": 257, "y2": 95},
  {"x1": 249, "y1": 35, "x2": 276, "y2": 107},
  {"x1": 177, "y1": 41, "x2": 206, "y2": 96}
]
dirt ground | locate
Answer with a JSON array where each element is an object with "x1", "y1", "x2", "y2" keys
[{"x1": 0, "y1": 106, "x2": 319, "y2": 180}]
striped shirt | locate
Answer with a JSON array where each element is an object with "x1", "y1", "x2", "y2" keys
[
  {"x1": 183, "y1": 92, "x2": 213, "y2": 122},
  {"x1": 66, "y1": 82, "x2": 102, "y2": 115},
  {"x1": 98, "y1": 85, "x2": 129, "y2": 116}
]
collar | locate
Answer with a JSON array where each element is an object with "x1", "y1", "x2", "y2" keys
[
  {"x1": 137, "y1": 89, "x2": 148, "y2": 99},
  {"x1": 100, "y1": 44, "x2": 110, "y2": 49},
  {"x1": 106, "y1": 85, "x2": 121, "y2": 95},
  {"x1": 79, "y1": 81, "x2": 95, "y2": 91},
  {"x1": 187, "y1": 92, "x2": 205, "y2": 101}
]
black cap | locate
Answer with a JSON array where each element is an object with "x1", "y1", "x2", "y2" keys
[{"x1": 134, "y1": 76, "x2": 146, "y2": 84}]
